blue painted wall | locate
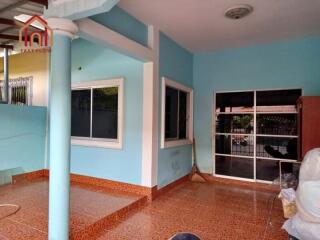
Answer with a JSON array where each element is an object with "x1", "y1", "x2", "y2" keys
[
  {"x1": 90, "y1": 6, "x2": 148, "y2": 47},
  {"x1": 0, "y1": 104, "x2": 46, "y2": 173},
  {"x1": 158, "y1": 33, "x2": 194, "y2": 188},
  {"x1": 193, "y1": 36, "x2": 320, "y2": 173},
  {"x1": 85, "y1": 6, "x2": 195, "y2": 187},
  {"x1": 71, "y1": 38, "x2": 144, "y2": 185}
]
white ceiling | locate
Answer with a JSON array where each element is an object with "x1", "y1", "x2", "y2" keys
[{"x1": 118, "y1": 0, "x2": 320, "y2": 53}]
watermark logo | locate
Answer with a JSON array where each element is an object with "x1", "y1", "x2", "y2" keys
[{"x1": 19, "y1": 15, "x2": 53, "y2": 53}]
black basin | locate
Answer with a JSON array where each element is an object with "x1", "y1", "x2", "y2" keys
[{"x1": 170, "y1": 233, "x2": 201, "y2": 240}]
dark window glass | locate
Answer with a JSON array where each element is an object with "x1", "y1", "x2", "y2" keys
[
  {"x1": 214, "y1": 89, "x2": 301, "y2": 180},
  {"x1": 256, "y1": 159, "x2": 279, "y2": 181},
  {"x1": 216, "y1": 135, "x2": 254, "y2": 157},
  {"x1": 165, "y1": 87, "x2": 178, "y2": 139},
  {"x1": 179, "y1": 91, "x2": 187, "y2": 139},
  {"x1": 257, "y1": 114, "x2": 297, "y2": 135},
  {"x1": 71, "y1": 89, "x2": 91, "y2": 137},
  {"x1": 257, "y1": 159, "x2": 300, "y2": 182},
  {"x1": 215, "y1": 155, "x2": 254, "y2": 179},
  {"x1": 281, "y1": 162, "x2": 300, "y2": 179},
  {"x1": 165, "y1": 86, "x2": 188, "y2": 140},
  {"x1": 11, "y1": 86, "x2": 27, "y2": 105},
  {"x1": 216, "y1": 91, "x2": 254, "y2": 113},
  {"x1": 216, "y1": 114, "x2": 254, "y2": 134},
  {"x1": 256, "y1": 89, "x2": 301, "y2": 112},
  {"x1": 256, "y1": 137, "x2": 297, "y2": 160},
  {"x1": 92, "y1": 87, "x2": 118, "y2": 139}
]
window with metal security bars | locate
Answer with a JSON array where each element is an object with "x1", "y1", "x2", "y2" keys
[
  {"x1": 0, "y1": 77, "x2": 33, "y2": 105},
  {"x1": 214, "y1": 89, "x2": 301, "y2": 182}
]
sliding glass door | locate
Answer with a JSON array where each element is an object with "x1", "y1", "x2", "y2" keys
[{"x1": 213, "y1": 89, "x2": 301, "y2": 182}]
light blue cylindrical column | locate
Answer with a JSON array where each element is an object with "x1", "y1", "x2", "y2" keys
[{"x1": 47, "y1": 18, "x2": 78, "y2": 240}]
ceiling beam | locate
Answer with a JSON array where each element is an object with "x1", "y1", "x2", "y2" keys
[
  {"x1": 0, "y1": 18, "x2": 25, "y2": 28},
  {"x1": 77, "y1": 18, "x2": 154, "y2": 62},
  {"x1": 0, "y1": 26, "x2": 14, "y2": 34},
  {"x1": 0, "y1": 0, "x2": 48, "y2": 15},
  {"x1": 0, "y1": 18, "x2": 16, "y2": 26},
  {"x1": 0, "y1": 44, "x2": 14, "y2": 50},
  {"x1": 0, "y1": 34, "x2": 19, "y2": 41},
  {"x1": 0, "y1": 18, "x2": 43, "y2": 33},
  {"x1": 0, "y1": 33, "x2": 38, "y2": 43},
  {"x1": 29, "y1": 0, "x2": 48, "y2": 8},
  {"x1": 0, "y1": 0, "x2": 30, "y2": 15}
]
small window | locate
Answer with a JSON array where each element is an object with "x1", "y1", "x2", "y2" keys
[
  {"x1": 71, "y1": 78, "x2": 124, "y2": 149},
  {"x1": 0, "y1": 77, "x2": 33, "y2": 105},
  {"x1": 161, "y1": 77, "x2": 193, "y2": 148}
]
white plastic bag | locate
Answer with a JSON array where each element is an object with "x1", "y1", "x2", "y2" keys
[
  {"x1": 296, "y1": 148, "x2": 320, "y2": 223},
  {"x1": 283, "y1": 213, "x2": 320, "y2": 240},
  {"x1": 280, "y1": 188, "x2": 296, "y2": 202},
  {"x1": 296, "y1": 180, "x2": 320, "y2": 223},
  {"x1": 299, "y1": 148, "x2": 320, "y2": 182},
  {"x1": 279, "y1": 188, "x2": 297, "y2": 218},
  {"x1": 283, "y1": 149, "x2": 320, "y2": 239}
]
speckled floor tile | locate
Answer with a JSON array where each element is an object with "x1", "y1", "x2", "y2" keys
[
  {"x1": 0, "y1": 179, "x2": 287, "y2": 240},
  {"x1": 0, "y1": 219, "x2": 47, "y2": 240},
  {"x1": 0, "y1": 178, "x2": 144, "y2": 240},
  {"x1": 96, "y1": 181, "x2": 287, "y2": 240}
]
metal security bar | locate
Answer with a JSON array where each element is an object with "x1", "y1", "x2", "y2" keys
[{"x1": 0, "y1": 77, "x2": 33, "y2": 106}]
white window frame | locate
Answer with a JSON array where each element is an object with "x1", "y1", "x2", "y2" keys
[
  {"x1": 71, "y1": 78, "x2": 124, "y2": 149},
  {"x1": 212, "y1": 88, "x2": 302, "y2": 183},
  {"x1": 161, "y1": 77, "x2": 193, "y2": 149}
]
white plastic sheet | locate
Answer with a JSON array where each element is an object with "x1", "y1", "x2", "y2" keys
[
  {"x1": 283, "y1": 213, "x2": 320, "y2": 240},
  {"x1": 296, "y1": 148, "x2": 320, "y2": 223},
  {"x1": 280, "y1": 188, "x2": 296, "y2": 203},
  {"x1": 299, "y1": 148, "x2": 320, "y2": 182},
  {"x1": 283, "y1": 148, "x2": 320, "y2": 239},
  {"x1": 296, "y1": 180, "x2": 320, "y2": 223}
]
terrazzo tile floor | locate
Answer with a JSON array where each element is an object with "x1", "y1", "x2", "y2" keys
[
  {"x1": 0, "y1": 178, "x2": 288, "y2": 240},
  {"x1": 95, "y1": 182, "x2": 288, "y2": 240},
  {"x1": 0, "y1": 177, "x2": 144, "y2": 240}
]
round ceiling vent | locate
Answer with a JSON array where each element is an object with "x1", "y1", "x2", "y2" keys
[{"x1": 225, "y1": 4, "x2": 253, "y2": 20}]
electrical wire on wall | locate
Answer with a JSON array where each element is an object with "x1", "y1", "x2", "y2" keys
[{"x1": 0, "y1": 204, "x2": 21, "y2": 220}]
